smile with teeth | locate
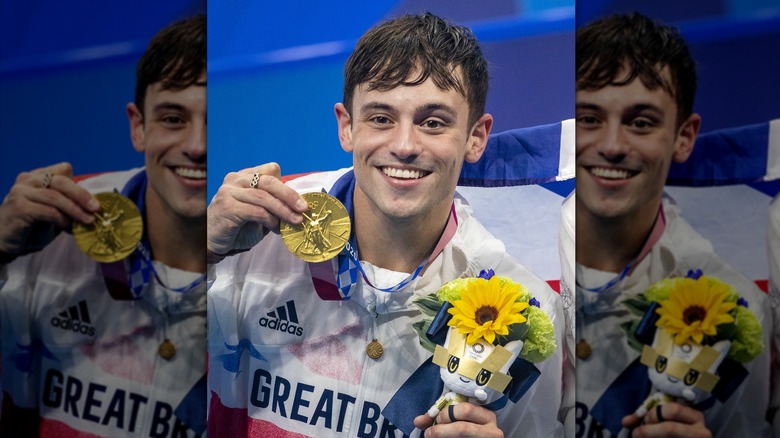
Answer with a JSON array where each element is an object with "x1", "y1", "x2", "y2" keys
[
  {"x1": 174, "y1": 167, "x2": 207, "y2": 179},
  {"x1": 382, "y1": 167, "x2": 428, "y2": 179},
  {"x1": 589, "y1": 166, "x2": 634, "y2": 180}
]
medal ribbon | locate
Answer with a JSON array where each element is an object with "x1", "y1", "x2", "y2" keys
[
  {"x1": 99, "y1": 170, "x2": 206, "y2": 299},
  {"x1": 309, "y1": 170, "x2": 458, "y2": 300},
  {"x1": 577, "y1": 205, "x2": 666, "y2": 294}
]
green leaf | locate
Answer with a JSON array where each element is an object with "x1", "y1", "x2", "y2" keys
[
  {"x1": 620, "y1": 320, "x2": 644, "y2": 353},
  {"x1": 412, "y1": 320, "x2": 436, "y2": 353},
  {"x1": 413, "y1": 294, "x2": 443, "y2": 317}
]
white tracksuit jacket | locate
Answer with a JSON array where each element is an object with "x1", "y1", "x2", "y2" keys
[
  {"x1": 208, "y1": 168, "x2": 567, "y2": 437},
  {"x1": 0, "y1": 169, "x2": 207, "y2": 437},
  {"x1": 573, "y1": 194, "x2": 773, "y2": 437}
]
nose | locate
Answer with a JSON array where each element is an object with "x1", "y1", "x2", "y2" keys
[
  {"x1": 597, "y1": 123, "x2": 628, "y2": 162},
  {"x1": 183, "y1": 118, "x2": 207, "y2": 162},
  {"x1": 387, "y1": 122, "x2": 421, "y2": 161}
]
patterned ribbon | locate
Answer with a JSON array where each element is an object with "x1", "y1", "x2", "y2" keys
[
  {"x1": 308, "y1": 170, "x2": 457, "y2": 300},
  {"x1": 99, "y1": 170, "x2": 206, "y2": 299},
  {"x1": 577, "y1": 205, "x2": 666, "y2": 294}
]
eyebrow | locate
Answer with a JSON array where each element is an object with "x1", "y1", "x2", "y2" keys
[
  {"x1": 359, "y1": 102, "x2": 395, "y2": 114},
  {"x1": 151, "y1": 102, "x2": 190, "y2": 114},
  {"x1": 576, "y1": 102, "x2": 664, "y2": 115},
  {"x1": 358, "y1": 101, "x2": 459, "y2": 118},
  {"x1": 575, "y1": 102, "x2": 602, "y2": 111},
  {"x1": 417, "y1": 103, "x2": 458, "y2": 119}
]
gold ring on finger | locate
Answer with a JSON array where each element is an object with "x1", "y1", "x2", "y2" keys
[{"x1": 42, "y1": 172, "x2": 52, "y2": 189}]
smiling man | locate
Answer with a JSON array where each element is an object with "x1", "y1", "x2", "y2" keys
[
  {"x1": 572, "y1": 13, "x2": 773, "y2": 438},
  {"x1": 207, "y1": 13, "x2": 566, "y2": 438},
  {"x1": 0, "y1": 16, "x2": 207, "y2": 437}
]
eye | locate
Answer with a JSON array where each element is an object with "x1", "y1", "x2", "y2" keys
[
  {"x1": 161, "y1": 115, "x2": 185, "y2": 126},
  {"x1": 683, "y1": 369, "x2": 700, "y2": 386},
  {"x1": 447, "y1": 356, "x2": 460, "y2": 373},
  {"x1": 422, "y1": 119, "x2": 444, "y2": 129},
  {"x1": 654, "y1": 356, "x2": 667, "y2": 373},
  {"x1": 370, "y1": 115, "x2": 391, "y2": 125},
  {"x1": 475, "y1": 369, "x2": 491, "y2": 386},
  {"x1": 576, "y1": 115, "x2": 600, "y2": 126}
]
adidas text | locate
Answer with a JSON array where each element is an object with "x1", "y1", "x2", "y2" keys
[
  {"x1": 259, "y1": 317, "x2": 303, "y2": 336},
  {"x1": 50, "y1": 317, "x2": 96, "y2": 337}
]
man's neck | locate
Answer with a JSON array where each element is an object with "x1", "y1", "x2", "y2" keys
[
  {"x1": 576, "y1": 199, "x2": 660, "y2": 274},
  {"x1": 353, "y1": 195, "x2": 451, "y2": 274},
  {"x1": 145, "y1": 191, "x2": 206, "y2": 273}
]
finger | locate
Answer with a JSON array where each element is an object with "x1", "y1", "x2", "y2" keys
[
  {"x1": 49, "y1": 174, "x2": 100, "y2": 214},
  {"x1": 632, "y1": 421, "x2": 711, "y2": 438},
  {"x1": 621, "y1": 413, "x2": 642, "y2": 429},
  {"x1": 231, "y1": 179, "x2": 306, "y2": 225},
  {"x1": 647, "y1": 402, "x2": 703, "y2": 426},
  {"x1": 27, "y1": 178, "x2": 97, "y2": 224},
  {"x1": 227, "y1": 163, "x2": 308, "y2": 214},
  {"x1": 413, "y1": 413, "x2": 435, "y2": 430},
  {"x1": 4, "y1": 198, "x2": 73, "y2": 231},
  {"x1": 436, "y1": 403, "x2": 496, "y2": 427},
  {"x1": 28, "y1": 161, "x2": 73, "y2": 178}
]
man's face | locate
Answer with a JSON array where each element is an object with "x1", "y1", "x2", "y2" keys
[
  {"x1": 575, "y1": 71, "x2": 698, "y2": 224},
  {"x1": 335, "y1": 74, "x2": 491, "y2": 223},
  {"x1": 128, "y1": 74, "x2": 207, "y2": 222}
]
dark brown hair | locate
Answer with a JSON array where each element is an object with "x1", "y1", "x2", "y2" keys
[
  {"x1": 134, "y1": 15, "x2": 206, "y2": 117},
  {"x1": 343, "y1": 13, "x2": 489, "y2": 127},
  {"x1": 577, "y1": 13, "x2": 697, "y2": 126}
]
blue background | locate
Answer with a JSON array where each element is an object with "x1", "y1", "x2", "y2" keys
[
  {"x1": 1, "y1": 1, "x2": 778, "y2": 197},
  {"x1": 207, "y1": 0, "x2": 576, "y2": 200}
]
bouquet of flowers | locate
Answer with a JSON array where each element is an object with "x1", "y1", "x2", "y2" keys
[
  {"x1": 621, "y1": 269, "x2": 763, "y2": 414},
  {"x1": 412, "y1": 269, "x2": 556, "y2": 415}
]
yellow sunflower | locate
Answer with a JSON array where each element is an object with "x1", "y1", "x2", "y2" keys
[
  {"x1": 655, "y1": 277, "x2": 737, "y2": 345},
  {"x1": 447, "y1": 275, "x2": 528, "y2": 345}
]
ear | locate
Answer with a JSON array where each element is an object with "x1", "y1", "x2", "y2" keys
[
  {"x1": 335, "y1": 103, "x2": 353, "y2": 153},
  {"x1": 709, "y1": 340, "x2": 731, "y2": 372},
  {"x1": 499, "y1": 339, "x2": 524, "y2": 373},
  {"x1": 672, "y1": 113, "x2": 701, "y2": 163},
  {"x1": 465, "y1": 113, "x2": 493, "y2": 163},
  {"x1": 443, "y1": 326, "x2": 454, "y2": 348},
  {"x1": 127, "y1": 103, "x2": 145, "y2": 153}
]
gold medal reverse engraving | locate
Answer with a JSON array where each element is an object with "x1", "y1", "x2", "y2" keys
[
  {"x1": 72, "y1": 192, "x2": 143, "y2": 263},
  {"x1": 280, "y1": 192, "x2": 350, "y2": 263}
]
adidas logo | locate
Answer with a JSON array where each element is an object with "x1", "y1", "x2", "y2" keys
[
  {"x1": 259, "y1": 300, "x2": 303, "y2": 337},
  {"x1": 50, "y1": 300, "x2": 96, "y2": 337}
]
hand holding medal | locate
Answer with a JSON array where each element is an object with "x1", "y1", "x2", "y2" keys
[
  {"x1": 0, "y1": 162, "x2": 101, "y2": 264},
  {"x1": 207, "y1": 163, "x2": 310, "y2": 264}
]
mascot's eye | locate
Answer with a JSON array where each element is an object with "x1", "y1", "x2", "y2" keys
[
  {"x1": 683, "y1": 369, "x2": 700, "y2": 386},
  {"x1": 447, "y1": 356, "x2": 460, "y2": 373},
  {"x1": 655, "y1": 356, "x2": 667, "y2": 373},
  {"x1": 476, "y1": 369, "x2": 492, "y2": 386}
]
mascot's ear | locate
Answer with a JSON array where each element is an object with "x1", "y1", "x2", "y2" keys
[
  {"x1": 499, "y1": 340, "x2": 524, "y2": 374},
  {"x1": 443, "y1": 326, "x2": 454, "y2": 348},
  {"x1": 708, "y1": 340, "x2": 731, "y2": 372}
]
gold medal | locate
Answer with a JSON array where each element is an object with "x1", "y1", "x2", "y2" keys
[
  {"x1": 575, "y1": 339, "x2": 592, "y2": 360},
  {"x1": 72, "y1": 192, "x2": 143, "y2": 263},
  {"x1": 280, "y1": 192, "x2": 350, "y2": 263},
  {"x1": 158, "y1": 339, "x2": 176, "y2": 360},
  {"x1": 366, "y1": 339, "x2": 384, "y2": 359}
]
